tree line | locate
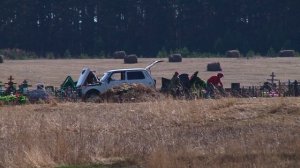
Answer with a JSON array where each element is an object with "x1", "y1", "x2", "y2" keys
[{"x1": 0, "y1": 0, "x2": 299, "y2": 58}]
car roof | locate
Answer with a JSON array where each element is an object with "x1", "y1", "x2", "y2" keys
[{"x1": 106, "y1": 68, "x2": 147, "y2": 73}]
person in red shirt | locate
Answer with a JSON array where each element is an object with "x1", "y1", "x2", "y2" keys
[
  {"x1": 207, "y1": 73, "x2": 223, "y2": 87},
  {"x1": 206, "y1": 73, "x2": 224, "y2": 98}
]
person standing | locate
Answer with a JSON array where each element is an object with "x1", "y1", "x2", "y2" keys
[{"x1": 169, "y1": 72, "x2": 182, "y2": 97}]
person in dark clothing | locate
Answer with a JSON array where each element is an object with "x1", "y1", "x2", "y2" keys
[
  {"x1": 294, "y1": 80, "x2": 299, "y2": 96},
  {"x1": 169, "y1": 72, "x2": 183, "y2": 97},
  {"x1": 190, "y1": 71, "x2": 199, "y2": 85},
  {"x1": 190, "y1": 71, "x2": 207, "y2": 98}
]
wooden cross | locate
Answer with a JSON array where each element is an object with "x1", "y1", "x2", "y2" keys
[
  {"x1": 267, "y1": 72, "x2": 279, "y2": 85},
  {"x1": 5, "y1": 75, "x2": 16, "y2": 86},
  {"x1": 8, "y1": 75, "x2": 14, "y2": 82}
]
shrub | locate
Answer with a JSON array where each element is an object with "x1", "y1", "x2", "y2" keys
[
  {"x1": 0, "y1": 95, "x2": 27, "y2": 105},
  {"x1": 46, "y1": 52, "x2": 55, "y2": 59},
  {"x1": 79, "y1": 54, "x2": 89, "y2": 59},
  {"x1": 0, "y1": 48, "x2": 37, "y2": 60},
  {"x1": 64, "y1": 50, "x2": 71, "y2": 58},
  {"x1": 157, "y1": 48, "x2": 168, "y2": 58},
  {"x1": 174, "y1": 47, "x2": 190, "y2": 58},
  {"x1": 267, "y1": 47, "x2": 276, "y2": 57},
  {"x1": 246, "y1": 50, "x2": 255, "y2": 58}
]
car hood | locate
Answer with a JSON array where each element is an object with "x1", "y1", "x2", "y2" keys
[{"x1": 76, "y1": 67, "x2": 90, "y2": 87}]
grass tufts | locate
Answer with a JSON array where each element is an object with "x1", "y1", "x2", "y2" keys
[{"x1": 0, "y1": 98, "x2": 299, "y2": 167}]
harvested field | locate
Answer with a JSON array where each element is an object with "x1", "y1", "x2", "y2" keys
[
  {"x1": 0, "y1": 98, "x2": 300, "y2": 167},
  {"x1": 1, "y1": 57, "x2": 300, "y2": 88},
  {"x1": 1, "y1": 57, "x2": 300, "y2": 167}
]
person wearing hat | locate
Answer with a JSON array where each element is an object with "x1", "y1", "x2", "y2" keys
[{"x1": 206, "y1": 73, "x2": 224, "y2": 98}]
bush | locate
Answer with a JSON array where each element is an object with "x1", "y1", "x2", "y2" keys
[
  {"x1": 174, "y1": 47, "x2": 190, "y2": 57},
  {"x1": 46, "y1": 52, "x2": 55, "y2": 59},
  {"x1": 97, "y1": 51, "x2": 106, "y2": 58},
  {"x1": 79, "y1": 54, "x2": 89, "y2": 59},
  {"x1": 0, "y1": 48, "x2": 37, "y2": 60},
  {"x1": 246, "y1": 50, "x2": 255, "y2": 58},
  {"x1": 64, "y1": 50, "x2": 72, "y2": 58},
  {"x1": 267, "y1": 47, "x2": 276, "y2": 57},
  {"x1": 157, "y1": 48, "x2": 168, "y2": 58},
  {"x1": 0, "y1": 95, "x2": 27, "y2": 105}
]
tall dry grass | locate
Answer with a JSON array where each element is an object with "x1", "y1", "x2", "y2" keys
[{"x1": 0, "y1": 97, "x2": 300, "y2": 168}]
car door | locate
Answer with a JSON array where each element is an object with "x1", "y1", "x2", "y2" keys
[
  {"x1": 145, "y1": 60, "x2": 163, "y2": 74},
  {"x1": 106, "y1": 71, "x2": 126, "y2": 89}
]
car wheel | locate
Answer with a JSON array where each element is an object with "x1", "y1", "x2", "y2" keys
[{"x1": 85, "y1": 91, "x2": 101, "y2": 103}]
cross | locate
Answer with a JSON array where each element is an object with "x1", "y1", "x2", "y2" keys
[
  {"x1": 267, "y1": 72, "x2": 279, "y2": 85},
  {"x1": 5, "y1": 75, "x2": 16, "y2": 86},
  {"x1": 8, "y1": 75, "x2": 14, "y2": 82}
]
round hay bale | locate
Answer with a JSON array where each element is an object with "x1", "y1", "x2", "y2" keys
[
  {"x1": 0, "y1": 55, "x2": 3, "y2": 63},
  {"x1": 207, "y1": 62, "x2": 222, "y2": 71},
  {"x1": 279, "y1": 50, "x2": 295, "y2": 57},
  {"x1": 168, "y1": 53, "x2": 182, "y2": 62},
  {"x1": 113, "y1": 51, "x2": 127, "y2": 59},
  {"x1": 124, "y1": 54, "x2": 138, "y2": 64},
  {"x1": 226, "y1": 50, "x2": 240, "y2": 58}
]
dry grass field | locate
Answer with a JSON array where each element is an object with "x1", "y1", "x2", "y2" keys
[
  {"x1": 0, "y1": 98, "x2": 300, "y2": 168},
  {"x1": 0, "y1": 58, "x2": 300, "y2": 167},
  {"x1": 0, "y1": 57, "x2": 300, "y2": 88}
]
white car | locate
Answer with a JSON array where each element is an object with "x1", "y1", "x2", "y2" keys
[{"x1": 76, "y1": 60, "x2": 163, "y2": 101}]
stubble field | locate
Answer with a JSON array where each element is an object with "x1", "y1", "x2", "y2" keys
[
  {"x1": 0, "y1": 57, "x2": 300, "y2": 168},
  {"x1": 1, "y1": 57, "x2": 300, "y2": 88}
]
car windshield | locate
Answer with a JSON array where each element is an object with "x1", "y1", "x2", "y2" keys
[{"x1": 100, "y1": 72, "x2": 110, "y2": 82}]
